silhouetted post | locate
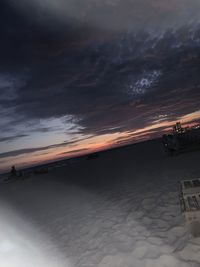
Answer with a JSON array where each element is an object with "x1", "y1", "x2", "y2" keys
[{"x1": 11, "y1": 165, "x2": 17, "y2": 177}]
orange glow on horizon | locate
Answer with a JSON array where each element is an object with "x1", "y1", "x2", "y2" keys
[{"x1": 1, "y1": 110, "x2": 200, "y2": 173}]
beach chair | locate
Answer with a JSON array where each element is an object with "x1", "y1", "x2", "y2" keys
[{"x1": 180, "y1": 178, "x2": 200, "y2": 237}]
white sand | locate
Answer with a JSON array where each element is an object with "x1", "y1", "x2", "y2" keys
[{"x1": 1, "y1": 140, "x2": 200, "y2": 267}]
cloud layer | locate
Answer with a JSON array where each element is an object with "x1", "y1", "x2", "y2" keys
[
  {"x1": 1, "y1": 1, "x2": 200, "y2": 170},
  {"x1": 8, "y1": 0, "x2": 200, "y2": 32}
]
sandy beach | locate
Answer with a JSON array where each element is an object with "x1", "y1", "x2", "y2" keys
[{"x1": 1, "y1": 139, "x2": 200, "y2": 267}]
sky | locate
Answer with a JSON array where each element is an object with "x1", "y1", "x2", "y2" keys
[{"x1": 1, "y1": 0, "x2": 200, "y2": 172}]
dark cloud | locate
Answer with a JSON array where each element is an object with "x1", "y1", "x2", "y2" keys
[
  {"x1": 0, "y1": 140, "x2": 83, "y2": 159},
  {"x1": 1, "y1": 1, "x2": 200, "y2": 166},
  {"x1": 31, "y1": 127, "x2": 58, "y2": 133},
  {"x1": 0, "y1": 135, "x2": 28, "y2": 143},
  {"x1": 0, "y1": 136, "x2": 94, "y2": 159},
  {"x1": 6, "y1": 0, "x2": 200, "y2": 33},
  {"x1": 58, "y1": 148, "x2": 89, "y2": 156},
  {"x1": 5, "y1": 25, "x2": 199, "y2": 137}
]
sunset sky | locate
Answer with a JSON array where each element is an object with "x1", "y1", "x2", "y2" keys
[{"x1": 1, "y1": 0, "x2": 200, "y2": 172}]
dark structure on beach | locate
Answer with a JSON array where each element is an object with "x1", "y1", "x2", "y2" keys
[{"x1": 162, "y1": 123, "x2": 200, "y2": 154}]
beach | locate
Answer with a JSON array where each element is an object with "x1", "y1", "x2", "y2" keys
[{"x1": 1, "y1": 139, "x2": 200, "y2": 267}]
